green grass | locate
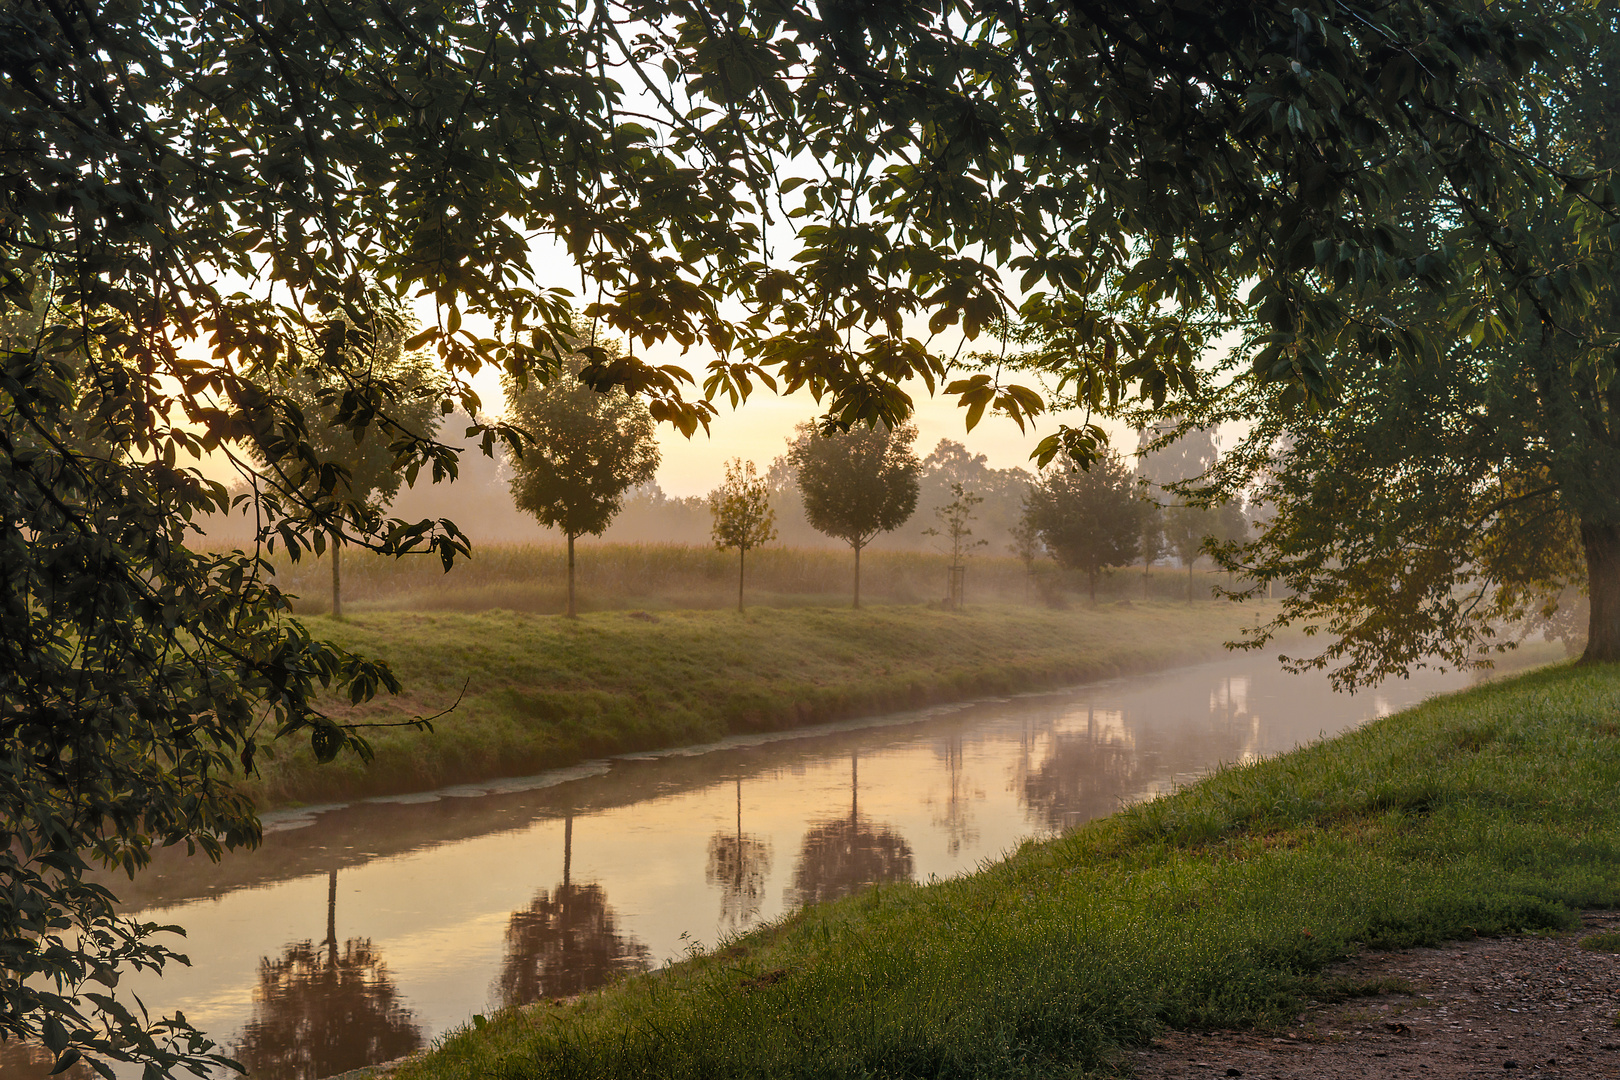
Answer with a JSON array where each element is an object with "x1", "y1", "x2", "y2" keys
[
  {"x1": 396, "y1": 660, "x2": 1620, "y2": 1080},
  {"x1": 250, "y1": 601, "x2": 1252, "y2": 807}
]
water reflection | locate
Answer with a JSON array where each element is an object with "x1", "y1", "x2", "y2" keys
[
  {"x1": 927, "y1": 734, "x2": 981, "y2": 856},
  {"x1": 88, "y1": 654, "x2": 1502, "y2": 1080},
  {"x1": 787, "y1": 752, "x2": 915, "y2": 906},
  {"x1": 1019, "y1": 706, "x2": 1149, "y2": 831},
  {"x1": 706, "y1": 781, "x2": 773, "y2": 933},
  {"x1": 235, "y1": 868, "x2": 422, "y2": 1080},
  {"x1": 496, "y1": 817, "x2": 651, "y2": 1007},
  {"x1": 0, "y1": 1039, "x2": 93, "y2": 1080}
]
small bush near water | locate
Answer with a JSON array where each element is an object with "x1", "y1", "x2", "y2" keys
[
  {"x1": 256, "y1": 541, "x2": 1233, "y2": 615},
  {"x1": 398, "y1": 662, "x2": 1620, "y2": 1080}
]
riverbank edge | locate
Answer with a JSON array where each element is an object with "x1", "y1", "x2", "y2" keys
[
  {"x1": 388, "y1": 658, "x2": 1620, "y2": 1080},
  {"x1": 245, "y1": 602, "x2": 1257, "y2": 810}
]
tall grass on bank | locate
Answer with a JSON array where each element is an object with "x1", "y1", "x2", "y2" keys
[
  {"x1": 399, "y1": 661, "x2": 1620, "y2": 1080},
  {"x1": 247, "y1": 602, "x2": 1253, "y2": 808},
  {"x1": 253, "y1": 541, "x2": 1233, "y2": 615}
]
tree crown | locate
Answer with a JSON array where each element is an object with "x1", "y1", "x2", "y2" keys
[{"x1": 787, "y1": 422, "x2": 921, "y2": 550}]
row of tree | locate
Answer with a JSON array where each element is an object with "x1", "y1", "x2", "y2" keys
[{"x1": 264, "y1": 321, "x2": 1249, "y2": 616}]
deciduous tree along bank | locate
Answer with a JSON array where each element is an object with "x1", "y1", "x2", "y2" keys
[{"x1": 789, "y1": 423, "x2": 921, "y2": 608}]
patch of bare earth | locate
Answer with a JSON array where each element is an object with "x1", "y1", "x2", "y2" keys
[{"x1": 1125, "y1": 911, "x2": 1620, "y2": 1079}]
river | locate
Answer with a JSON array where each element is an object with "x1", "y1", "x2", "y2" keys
[{"x1": 14, "y1": 655, "x2": 1492, "y2": 1079}]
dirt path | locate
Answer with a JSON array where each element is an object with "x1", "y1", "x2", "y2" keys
[{"x1": 1126, "y1": 911, "x2": 1620, "y2": 1079}]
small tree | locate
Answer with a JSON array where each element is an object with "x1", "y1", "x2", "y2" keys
[
  {"x1": 1026, "y1": 450, "x2": 1150, "y2": 604},
  {"x1": 788, "y1": 421, "x2": 920, "y2": 608},
  {"x1": 505, "y1": 337, "x2": 660, "y2": 617},
  {"x1": 924, "y1": 482, "x2": 987, "y2": 608},
  {"x1": 710, "y1": 459, "x2": 777, "y2": 612}
]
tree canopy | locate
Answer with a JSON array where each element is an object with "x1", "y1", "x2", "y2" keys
[
  {"x1": 504, "y1": 338, "x2": 660, "y2": 617},
  {"x1": 1025, "y1": 450, "x2": 1151, "y2": 603},
  {"x1": 1174, "y1": 7, "x2": 1620, "y2": 685},
  {"x1": 248, "y1": 298, "x2": 444, "y2": 616}
]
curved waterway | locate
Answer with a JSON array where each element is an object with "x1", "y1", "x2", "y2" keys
[{"x1": 50, "y1": 656, "x2": 1494, "y2": 1079}]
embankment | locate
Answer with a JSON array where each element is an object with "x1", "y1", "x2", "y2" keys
[{"x1": 248, "y1": 601, "x2": 1254, "y2": 807}]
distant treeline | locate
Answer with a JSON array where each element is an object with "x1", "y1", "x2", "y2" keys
[{"x1": 258, "y1": 542, "x2": 1236, "y2": 616}]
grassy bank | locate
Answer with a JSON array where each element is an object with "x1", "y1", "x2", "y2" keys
[
  {"x1": 396, "y1": 660, "x2": 1620, "y2": 1080},
  {"x1": 251, "y1": 602, "x2": 1252, "y2": 808}
]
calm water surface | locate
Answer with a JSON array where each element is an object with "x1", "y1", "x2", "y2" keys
[{"x1": 44, "y1": 656, "x2": 1486, "y2": 1079}]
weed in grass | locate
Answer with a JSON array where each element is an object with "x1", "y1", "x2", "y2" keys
[
  {"x1": 1579, "y1": 931, "x2": 1620, "y2": 952},
  {"x1": 1309, "y1": 976, "x2": 1417, "y2": 1003}
]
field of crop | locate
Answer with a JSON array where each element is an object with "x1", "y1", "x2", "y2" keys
[{"x1": 252, "y1": 540, "x2": 1239, "y2": 615}]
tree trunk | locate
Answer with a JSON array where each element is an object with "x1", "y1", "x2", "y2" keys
[
  {"x1": 331, "y1": 533, "x2": 342, "y2": 619},
  {"x1": 737, "y1": 544, "x2": 746, "y2": 613},
  {"x1": 1186, "y1": 560, "x2": 1194, "y2": 604},
  {"x1": 852, "y1": 542, "x2": 862, "y2": 609},
  {"x1": 1088, "y1": 567, "x2": 1098, "y2": 605},
  {"x1": 566, "y1": 532, "x2": 577, "y2": 618},
  {"x1": 1581, "y1": 520, "x2": 1620, "y2": 663}
]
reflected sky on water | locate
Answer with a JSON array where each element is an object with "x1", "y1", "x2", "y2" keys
[{"x1": 28, "y1": 655, "x2": 1490, "y2": 1080}]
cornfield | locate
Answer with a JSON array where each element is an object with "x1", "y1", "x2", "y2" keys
[{"x1": 245, "y1": 541, "x2": 1240, "y2": 615}]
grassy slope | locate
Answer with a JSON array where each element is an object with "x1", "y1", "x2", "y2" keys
[
  {"x1": 251, "y1": 602, "x2": 1251, "y2": 807},
  {"x1": 397, "y1": 661, "x2": 1620, "y2": 1080}
]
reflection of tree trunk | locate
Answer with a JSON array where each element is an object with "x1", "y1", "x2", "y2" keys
[
  {"x1": 562, "y1": 814, "x2": 573, "y2": 887},
  {"x1": 331, "y1": 534, "x2": 342, "y2": 618},
  {"x1": 326, "y1": 867, "x2": 338, "y2": 969},
  {"x1": 850, "y1": 750, "x2": 858, "y2": 822},
  {"x1": 566, "y1": 533, "x2": 577, "y2": 617},
  {"x1": 1582, "y1": 521, "x2": 1620, "y2": 663}
]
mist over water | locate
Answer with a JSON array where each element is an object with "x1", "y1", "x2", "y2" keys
[{"x1": 51, "y1": 655, "x2": 1489, "y2": 1080}]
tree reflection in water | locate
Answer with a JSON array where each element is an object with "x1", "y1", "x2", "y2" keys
[
  {"x1": 787, "y1": 751, "x2": 914, "y2": 908},
  {"x1": 235, "y1": 868, "x2": 422, "y2": 1080},
  {"x1": 1019, "y1": 706, "x2": 1148, "y2": 831},
  {"x1": 927, "y1": 733, "x2": 980, "y2": 856},
  {"x1": 706, "y1": 779, "x2": 773, "y2": 932},
  {"x1": 496, "y1": 815, "x2": 651, "y2": 1008}
]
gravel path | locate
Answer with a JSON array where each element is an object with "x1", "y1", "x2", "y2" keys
[{"x1": 1126, "y1": 911, "x2": 1620, "y2": 1079}]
